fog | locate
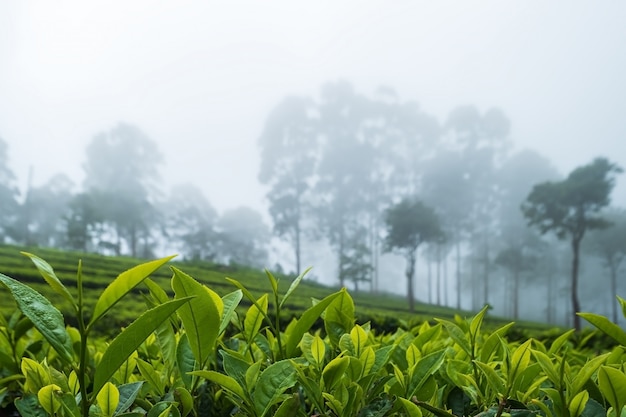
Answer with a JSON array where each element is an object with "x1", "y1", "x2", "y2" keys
[{"x1": 1, "y1": 1, "x2": 626, "y2": 324}]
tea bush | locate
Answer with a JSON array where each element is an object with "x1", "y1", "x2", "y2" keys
[{"x1": 1, "y1": 253, "x2": 625, "y2": 417}]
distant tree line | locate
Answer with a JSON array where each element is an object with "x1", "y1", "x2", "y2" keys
[
  {"x1": 1, "y1": 81, "x2": 624, "y2": 328},
  {"x1": 0, "y1": 123, "x2": 270, "y2": 269},
  {"x1": 258, "y1": 81, "x2": 625, "y2": 329}
]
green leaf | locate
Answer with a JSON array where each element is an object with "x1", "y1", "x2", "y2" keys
[
  {"x1": 598, "y1": 366, "x2": 626, "y2": 414},
  {"x1": 244, "y1": 293, "x2": 268, "y2": 342},
  {"x1": 265, "y1": 269, "x2": 279, "y2": 296},
  {"x1": 469, "y1": 304, "x2": 489, "y2": 340},
  {"x1": 480, "y1": 323, "x2": 514, "y2": 362},
  {"x1": 322, "y1": 355, "x2": 349, "y2": 390},
  {"x1": 324, "y1": 289, "x2": 355, "y2": 348},
  {"x1": 532, "y1": 349, "x2": 560, "y2": 385},
  {"x1": 174, "y1": 387, "x2": 194, "y2": 417},
  {"x1": 273, "y1": 394, "x2": 301, "y2": 417},
  {"x1": 176, "y1": 334, "x2": 195, "y2": 389},
  {"x1": 407, "y1": 349, "x2": 446, "y2": 399},
  {"x1": 508, "y1": 339, "x2": 532, "y2": 382},
  {"x1": 578, "y1": 312, "x2": 626, "y2": 347},
  {"x1": 414, "y1": 399, "x2": 457, "y2": 417},
  {"x1": 93, "y1": 297, "x2": 192, "y2": 397},
  {"x1": 21, "y1": 252, "x2": 75, "y2": 308},
  {"x1": 254, "y1": 360, "x2": 297, "y2": 417},
  {"x1": 350, "y1": 324, "x2": 368, "y2": 357},
  {"x1": 97, "y1": 382, "x2": 119, "y2": 417},
  {"x1": 280, "y1": 267, "x2": 312, "y2": 309},
  {"x1": 311, "y1": 334, "x2": 326, "y2": 366},
  {"x1": 91, "y1": 256, "x2": 175, "y2": 326},
  {"x1": 475, "y1": 360, "x2": 506, "y2": 396},
  {"x1": 571, "y1": 353, "x2": 609, "y2": 394},
  {"x1": 38, "y1": 384, "x2": 62, "y2": 414},
  {"x1": 0, "y1": 273, "x2": 74, "y2": 364},
  {"x1": 220, "y1": 290, "x2": 243, "y2": 335},
  {"x1": 437, "y1": 319, "x2": 471, "y2": 357},
  {"x1": 15, "y1": 393, "x2": 48, "y2": 417},
  {"x1": 548, "y1": 329, "x2": 575, "y2": 355},
  {"x1": 569, "y1": 390, "x2": 589, "y2": 417},
  {"x1": 171, "y1": 267, "x2": 221, "y2": 366},
  {"x1": 399, "y1": 397, "x2": 423, "y2": 417},
  {"x1": 116, "y1": 382, "x2": 144, "y2": 415},
  {"x1": 285, "y1": 291, "x2": 342, "y2": 357},
  {"x1": 136, "y1": 358, "x2": 165, "y2": 397},
  {"x1": 221, "y1": 350, "x2": 251, "y2": 390},
  {"x1": 190, "y1": 370, "x2": 245, "y2": 399}
]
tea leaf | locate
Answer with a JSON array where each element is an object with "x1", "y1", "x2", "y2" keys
[
  {"x1": 598, "y1": 366, "x2": 626, "y2": 415},
  {"x1": 190, "y1": 370, "x2": 245, "y2": 399},
  {"x1": 91, "y1": 256, "x2": 175, "y2": 326},
  {"x1": 407, "y1": 349, "x2": 446, "y2": 399},
  {"x1": 93, "y1": 297, "x2": 192, "y2": 397},
  {"x1": 176, "y1": 334, "x2": 195, "y2": 389},
  {"x1": 578, "y1": 312, "x2": 626, "y2": 347},
  {"x1": 97, "y1": 382, "x2": 120, "y2": 417},
  {"x1": 280, "y1": 266, "x2": 312, "y2": 309},
  {"x1": 244, "y1": 293, "x2": 268, "y2": 342},
  {"x1": 285, "y1": 290, "x2": 342, "y2": 357},
  {"x1": 220, "y1": 290, "x2": 243, "y2": 334},
  {"x1": 399, "y1": 397, "x2": 423, "y2": 417},
  {"x1": 116, "y1": 382, "x2": 144, "y2": 415},
  {"x1": 568, "y1": 390, "x2": 589, "y2": 417},
  {"x1": 474, "y1": 360, "x2": 506, "y2": 396},
  {"x1": 254, "y1": 360, "x2": 297, "y2": 417},
  {"x1": 21, "y1": 252, "x2": 75, "y2": 308},
  {"x1": 0, "y1": 273, "x2": 74, "y2": 364},
  {"x1": 38, "y1": 384, "x2": 62, "y2": 414},
  {"x1": 171, "y1": 267, "x2": 221, "y2": 366}
]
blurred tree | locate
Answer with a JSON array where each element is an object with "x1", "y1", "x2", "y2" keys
[
  {"x1": 83, "y1": 123, "x2": 163, "y2": 257},
  {"x1": 258, "y1": 96, "x2": 319, "y2": 275},
  {"x1": 0, "y1": 137, "x2": 19, "y2": 242},
  {"x1": 162, "y1": 183, "x2": 218, "y2": 261},
  {"x1": 522, "y1": 157, "x2": 622, "y2": 330},
  {"x1": 421, "y1": 150, "x2": 473, "y2": 309},
  {"x1": 585, "y1": 207, "x2": 626, "y2": 323},
  {"x1": 216, "y1": 206, "x2": 270, "y2": 268},
  {"x1": 384, "y1": 198, "x2": 442, "y2": 312},
  {"x1": 496, "y1": 149, "x2": 560, "y2": 319},
  {"x1": 10, "y1": 173, "x2": 74, "y2": 247},
  {"x1": 445, "y1": 105, "x2": 511, "y2": 310},
  {"x1": 65, "y1": 191, "x2": 105, "y2": 252}
]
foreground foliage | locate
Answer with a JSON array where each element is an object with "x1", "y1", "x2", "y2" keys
[{"x1": 0, "y1": 254, "x2": 625, "y2": 417}]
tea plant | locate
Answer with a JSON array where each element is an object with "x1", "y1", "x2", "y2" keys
[{"x1": 2, "y1": 252, "x2": 626, "y2": 417}]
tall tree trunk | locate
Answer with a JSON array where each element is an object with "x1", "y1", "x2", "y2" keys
[
  {"x1": 436, "y1": 244, "x2": 442, "y2": 306},
  {"x1": 571, "y1": 237, "x2": 582, "y2": 330},
  {"x1": 427, "y1": 255, "x2": 432, "y2": 304},
  {"x1": 406, "y1": 249, "x2": 417, "y2": 312},
  {"x1": 483, "y1": 234, "x2": 489, "y2": 307},
  {"x1": 444, "y1": 252, "x2": 448, "y2": 307},
  {"x1": 609, "y1": 261, "x2": 618, "y2": 324},
  {"x1": 295, "y1": 220, "x2": 301, "y2": 276},
  {"x1": 456, "y1": 239, "x2": 462, "y2": 310},
  {"x1": 513, "y1": 268, "x2": 519, "y2": 320}
]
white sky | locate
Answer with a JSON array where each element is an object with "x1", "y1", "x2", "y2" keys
[{"x1": 1, "y1": 1, "x2": 626, "y2": 214}]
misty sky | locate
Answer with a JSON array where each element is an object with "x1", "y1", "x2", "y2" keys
[{"x1": 1, "y1": 1, "x2": 626, "y2": 214}]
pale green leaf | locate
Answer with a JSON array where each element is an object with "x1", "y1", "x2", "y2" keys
[
  {"x1": 91, "y1": 256, "x2": 175, "y2": 326},
  {"x1": 93, "y1": 297, "x2": 192, "y2": 397},
  {"x1": 21, "y1": 252, "x2": 75, "y2": 308},
  {"x1": 598, "y1": 366, "x2": 626, "y2": 414},
  {"x1": 37, "y1": 384, "x2": 62, "y2": 414},
  {"x1": 285, "y1": 291, "x2": 342, "y2": 357},
  {"x1": 311, "y1": 334, "x2": 326, "y2": 366},
  {"x1": 579, "y1": 312, "x2": 626, "y2": 347},
  {"x1": 171, "y1": 267, "x2": 220, "y2": 366},
  {"x1": 568, "y1": 390, "x2": 589, "y2": 417},
  {"x1": 244, "y1": 294, "x2": 268, "y2": 342},
  {"x1": 97, "y1": 382, "x2": 119, "y2": 417},
  {"x1": 220, "y1": 290, "x2": 243, "y2": 335},
  {"x1": 399, "y1": 397, "x2": 423, "y2": 417},
  {"x1": 190, "y1": 370, "x2": 245, "y2": 398},
  {"x1": 280, "y1": 266, "x2": 312, "y2": 309},
  {"x1": 474, "y1": 360, "x2": 506, "y2": 396}
]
